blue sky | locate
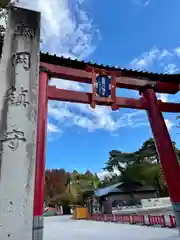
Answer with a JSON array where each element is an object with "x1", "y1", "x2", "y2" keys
[{"x1": 20, "y1": 0, "x2": 180, "y2": 178}]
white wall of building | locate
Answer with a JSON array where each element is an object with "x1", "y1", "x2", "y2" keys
[{"x1": 141, "y1": 197, "x2": 171, "y2": 208}]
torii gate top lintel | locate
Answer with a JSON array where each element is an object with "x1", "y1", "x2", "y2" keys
[
  {"x1": 39, "y1": 52, "x2": 180, "y2": 112},
  {"x1": 40, "y1": 52, "x2": 180, "y2": 84}
]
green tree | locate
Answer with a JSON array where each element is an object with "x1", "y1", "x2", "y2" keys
[
  {"x1": 0, "y1": 0, "x2": 19, "y2": 39},
  {"x1": 0, "y1": 0, "x2": 19, "y2": 8},
  {"x1": 0, "y1": 0, "x2": 12, "y2": 8},
  {"x1": 103, "y1": 138, "x2": 180, "y2": 197}
]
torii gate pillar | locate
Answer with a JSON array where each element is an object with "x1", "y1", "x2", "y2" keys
[
  {"x1": 142, "y1": 87, "x2": 180, "y2": 234},
  {"x1": 0, "y1": 7, "x2": 40, "y2": 240}
]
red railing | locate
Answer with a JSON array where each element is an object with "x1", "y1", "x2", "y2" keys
[
  {"x1": 88, "y1": 213, "x2": 177, "y2": 228},
  {"x1": 114, "y1": 215, "x2": 131, "y2": 223},
  {"x1": 148, "y1": 215, "x2": 166, "y2": 227},
  {"x1": 90, "y1": 214, "x2": 98, "y2": 221},
  {"x1": 169, "y1": 215, "x2": 176, "y2": 228},
  {"x1": 131, "y1": 215, "x2": 145, "y2": 225},
  {"x1": 96, "y1": 214, "x2": 105, "y2": 221},
  {"x1": 104, "y1": 214, "x2": 114, "y2": 222}
]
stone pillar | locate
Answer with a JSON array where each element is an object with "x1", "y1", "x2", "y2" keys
[{"x1": 0, "y1": 7, "x2": 40, "y2": 240}]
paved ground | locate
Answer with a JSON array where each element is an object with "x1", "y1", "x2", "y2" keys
[{"x1": 44, "y1": 216, "x2": 179, "y2": 240}]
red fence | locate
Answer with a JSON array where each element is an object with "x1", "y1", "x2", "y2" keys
[
  {"x1": 115, "y1": 215, "x2": 131, "y2": 223},
  {"x1": 131, "y1": 215, "x2": 145, "y2": 225},
  {"x1": 88, "y1": 214, "x2": 177, "y2": 228},
  {"x1": 148, "y1": 215, "x2": 166, "y2": 227},
  {"x1": 169, "y1": 215, "x2": 176, "y2": 228},
  {"x1": 104, "y1": 214, "x2": 113, "y2": 222}
]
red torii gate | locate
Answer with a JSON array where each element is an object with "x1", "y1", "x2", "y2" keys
[{"x1": 35, "y1": 53, "x2": 180, "y2": 230}]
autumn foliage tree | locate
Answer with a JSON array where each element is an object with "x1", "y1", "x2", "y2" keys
[
  {"x1": 44, "y1": 169, "x2": 100, "y2": 207},
  {"x1": 44, "y1": 169, "x2": 70, "y2": 203}
]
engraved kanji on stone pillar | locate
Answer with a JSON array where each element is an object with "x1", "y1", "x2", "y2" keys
[
  {"x1": 0, "y1": 128, "x2": 26, "y2": 151},
  {"x1": 14, "y1": 21, "x2": 34, "y2": 38},
  {"x1": 7, "y1": 86, "x2": 29, "y2": 107},
  {"x1": 0, "y1": 7, "x2": 40, "y2": 240},
  {"x1": 12, "y1": 52, "x2": 31, "y2": 71}
]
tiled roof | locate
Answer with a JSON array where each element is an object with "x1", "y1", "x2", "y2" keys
[
  {"x1": 94, "y1": 182, "x2": 156, "y2": 197},
  {"x1": 40, "y1": 52, "x2": 180, "y2": 83},
  {"x1": 94, "y1": 182, "x2": 124, "y2": 197}
]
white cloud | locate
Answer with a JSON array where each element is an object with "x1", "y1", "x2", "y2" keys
[
  {"x1": 97, "y1": 168, "x2": 120, "y2": 181},
  {"x1": 130, "y1": 47, "x2": 160, "y2": 70},
  {"x1": 164, "y1": 64, "x2": 179, "y2": 74},
  {"x1": 174, "y1": 47, "x2": 180, "y2": 58},
  {"x1": 47, "y1": 122, "x2": 63, "y2": 141},
  {"x1": 130, "y1": 46, "x2": 180, "y2": 73},
  {"x1": 97, "y1": 170, "x2": 109, "y2": 181},
  {"x1": 156, "y1": 93, "x2": 168, "y2": 102},
  {"x1": 17, "y1": 0, "x2": 100, "y2": 59},
  {"x1": 144, "y1": 0, "x2": 150, "y2": 6},
  {"x1": 158, "y1": 50, "x2": 172, "y2": 60},
  {"x1": 50, "y1": 78, "x2": 84, "y2": 91},
  {"x1": 47, "y1": 123, "x2": 60, "y2": 133},
  {"x1": 165, "y1": 119, "x2": 174, "y2": 131},
  {"x1": 48, "y1": 96, "x2": 148, "y2": 133},
  {"x1": 48, "y1": 101, "x2": 117, "y2": 132},
  {"x1": 132, "y1": 0, "x2": 150, "y2": 7},
  {"x1": 130, "y1": 46, "x2": 180, "y2": 106}
]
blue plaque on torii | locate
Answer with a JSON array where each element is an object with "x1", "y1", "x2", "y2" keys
[{"x1": 96, "y1": 74, "x2": 111, "y2": 98}]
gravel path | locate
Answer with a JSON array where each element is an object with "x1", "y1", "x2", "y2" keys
[{"x1": 44, "y1": 216, "x2": 179, "y2": 240}]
